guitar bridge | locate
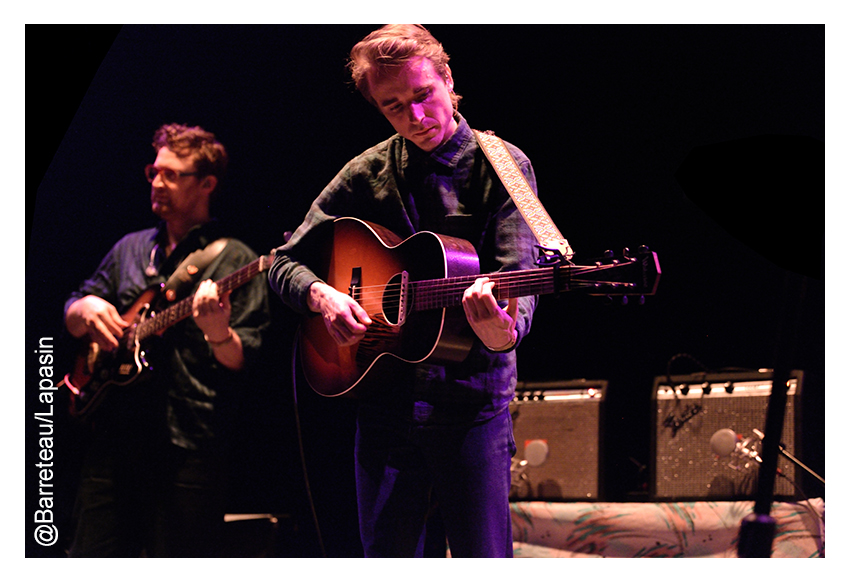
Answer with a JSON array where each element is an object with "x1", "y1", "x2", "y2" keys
[{"x1": 348, "y1": 267, "x2": 362, "y2": 298}]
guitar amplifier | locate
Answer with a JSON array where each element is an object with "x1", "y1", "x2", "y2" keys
[
  {"x1": 509, "y1": 379, "x2": 605, "y2": 501},
  {"x1": 650, "y1": 369, "x2": 803, "y2": 501}
]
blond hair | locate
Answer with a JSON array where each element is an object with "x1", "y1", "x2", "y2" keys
[{"x1": 348, "y1": 24, "x2": 461, "y2": 110}]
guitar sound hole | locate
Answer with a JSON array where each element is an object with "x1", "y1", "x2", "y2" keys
[{"x1": 382, "y1": 273, "x2": 408, "y2": 326}]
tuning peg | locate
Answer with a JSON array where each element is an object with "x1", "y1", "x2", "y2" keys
[{"x1": 605, "y1": 295, "x2": 629, "y2": 306}]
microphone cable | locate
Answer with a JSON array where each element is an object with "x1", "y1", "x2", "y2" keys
[{"x1": 290, "y1": 328, "x2": 327, "y2": 558}]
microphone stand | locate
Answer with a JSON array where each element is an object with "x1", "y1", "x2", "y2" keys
[
  {"x1": 737, "y1": 271, "x2": 808, "y2": 557},
  {"x1": 675, "y1": 135, "x2": 823, "y2": 558},
  {"x1": 777, "y1": 443, "x2": 825, "y2": 486}
]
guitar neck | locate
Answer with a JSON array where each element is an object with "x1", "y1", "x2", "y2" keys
[
  {"x1": 411, "y1": 256, "x2": 656, "y2": 311},
  {"x1": 136, "y1": 254, "x2": 271, "y2": 341},
  {"x1": 411, "y1": 267, "x2": 557, "y2": 311}
]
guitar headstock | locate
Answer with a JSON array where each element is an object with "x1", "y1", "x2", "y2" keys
[
  {"x1": 575, "y1": 246, "x2": 661, "y2": 299},
  {"x1": 259, "y1": 249, "x2": 277, "y2": 272}
]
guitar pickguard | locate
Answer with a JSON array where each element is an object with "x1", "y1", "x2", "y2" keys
[{"x1": 66, "y1": 317, "x2": 149, "y2": 419}]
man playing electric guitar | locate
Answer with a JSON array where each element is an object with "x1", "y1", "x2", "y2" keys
[{"x1": 63, "y1": 123, "x2": 270, "y2": 557}]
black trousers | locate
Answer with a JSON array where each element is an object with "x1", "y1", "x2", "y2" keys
[{"x1": 69, "y1": 433, "x2": 225, "y2": 558}]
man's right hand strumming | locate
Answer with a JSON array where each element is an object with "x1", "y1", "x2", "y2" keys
[{"x1": 65, "y1": 295, "x2": 129, "y2": 351}]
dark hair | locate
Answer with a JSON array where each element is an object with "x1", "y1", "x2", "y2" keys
[
  {"x1": 152, "y1": 123, "x2": 228, "y2": 191},
  {"x1": 348, "y1": 24, "x2": 461, "y2": 110}
]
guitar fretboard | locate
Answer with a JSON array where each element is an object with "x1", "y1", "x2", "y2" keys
[
  {"x1": 412, "y1": 266, "x2": 560, "y2": 311},
  {"x1": 410, "y1": 260, "x2": 648, "y2": 311},
  {"x1": 136, "y1": 254, "x2": 271, "y2": 341}
]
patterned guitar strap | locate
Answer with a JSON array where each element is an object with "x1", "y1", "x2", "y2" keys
[{"x1": 473, "y1": 129, "x2": 575, "y2": 264}]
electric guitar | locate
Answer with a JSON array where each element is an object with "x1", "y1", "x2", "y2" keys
[
  {"x1": 299, "y1": 217, "x2": 660, "y2": 397},
  {"x1": 60, "y1": 251, "x2": 275, "y2": 421}
]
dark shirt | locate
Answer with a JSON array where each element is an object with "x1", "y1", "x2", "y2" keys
[
  {"x1": 65, "y1": 220, "x2": 270, "y2": 450},
  {"x1": 269, "y1": 116, "x2": 539, "y2": 422}
]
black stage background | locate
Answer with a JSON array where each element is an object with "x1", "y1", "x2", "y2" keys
[{"x1": 26, "y1": 25, "x2": 824, "y2": 557}]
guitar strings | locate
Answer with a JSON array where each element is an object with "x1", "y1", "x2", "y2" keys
[
  {"x1": 137, "y1": 256, "x2": 268, "y2": 341},
  {"x1": 347, "y1": 262, "x2": 637, "y2": 313},
  {"x1": 349, "y1": 264, "x2": 628, "y2": 293},
  {"x1": 351, "y1": 271, "x2": 628, "y2": 303}
]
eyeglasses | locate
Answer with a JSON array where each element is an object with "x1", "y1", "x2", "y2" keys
[{"x1": 145, "y1": 164, "x2": 201, "y2": 184}]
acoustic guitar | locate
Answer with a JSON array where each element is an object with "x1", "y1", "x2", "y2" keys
[{"x1": 298, "y1": 217, "x2": 660, "y2": 397}]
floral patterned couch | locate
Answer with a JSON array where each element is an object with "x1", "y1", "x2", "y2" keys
[{"x1": 510, "y1": 498, "x2": 825, "y2": 558}]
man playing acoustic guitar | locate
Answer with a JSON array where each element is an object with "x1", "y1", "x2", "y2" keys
[
  {"x1": 269, "y1": 25, "x2": 539, "y2": 557},
  {"x1": 64, "y1": 123, "x2": 270, "y2": 557}
]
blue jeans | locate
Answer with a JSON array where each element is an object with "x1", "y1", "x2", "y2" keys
[{"x1": 354, "y1": 402, "x2": 516, "y2": 557}]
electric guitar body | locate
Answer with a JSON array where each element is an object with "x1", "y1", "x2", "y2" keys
[{"x1": 61, "y1": 251, "x2": 275, "y2": 421}]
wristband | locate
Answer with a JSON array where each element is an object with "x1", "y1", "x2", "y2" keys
[
  {"x1": 485, "y1": 329, "x2": 517, "y2": 353},
  {"x1": 205, "y1": 328, "x2": 234, "y2": 347}
]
